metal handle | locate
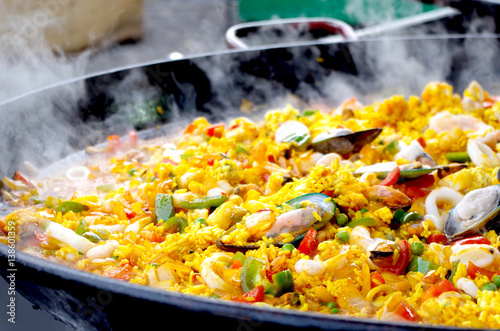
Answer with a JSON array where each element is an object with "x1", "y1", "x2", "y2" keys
[{"x1": 225, "y1": 17, "x2": 357, "y2": 50}]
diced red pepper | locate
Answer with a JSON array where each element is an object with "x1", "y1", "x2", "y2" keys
[
  {"x1": 206, "y1": 123, "x2": 224, "y2": 138},
  {"x1": 231, "y1": 259, "x2": 243, "y2": 269},
  {"x1": 103, "y1": 263, "x2": 132, "y2": 281},
  {"x1": 403, "y1": 186, "x2": 432, "y2": 201},
  {"x1": 379, "y1": 240, "x2": 411, "y2": 275},
  {"x1": 452, "y1": 236, "x2": 491, "y2": 246},
  {"x1": 161, "y1": 158, "x2": 179, "y2": 166},
  {"x1": 404, "y1": 174, "x2": 435, "y2": 188},
  {"x1": 298, "y1": 228, "x2": 318, "y2": 255},
  {"x1": 380, "y1": 166, "x2": 400, "y2": 186},
  {"x1": 207, "y1": 158, "x2": 215, "y2": 166},
  {"x1": 124, "y1": 209, "x2": 136, "y2": 219},
  {"x1": 14, "y1": 171, "x2": 34, "y2": 188},
  {"x1": 229, "y1": 124, "x2": 241, "y2": 130},
  {"x1": 421, "y1": 279, "x2": 458, "y2": 302},
  {"x1": 183, "y1": 123, "x2": 197, "y2": 134},
  {"x1": 267, "y1": 155, "x2": 276, "y2": 163},
  {"x1": 467, "y1": 261, "x2": 498, "y2": 280},
  {"x1": 394, "y1": 301, "x2": 420, "y2": 322},
  {"x1": 427, "y1": 233, "x2": 448, "y2": 245},
  {"x1": 370, "y1": 271, "x2": 386, "y2": 288},
  {"x1": 141, "y1": 231, "x2": 162, "y2": 243},
  {"x1": 266, "y1": 269, "x2": 275, "y2": 282},
  {"x1": 322, "y1": 190, "x2": 334, "y2": 197},
  {"x1": 261, "y1": 173, "x2": 271, "y2": 183},
  {"x1": 417, "y1": 137, "x2": 427, "y2": 148},
  {"x1": 231, "y1": 285, "x2": 264, "y2": 303}
]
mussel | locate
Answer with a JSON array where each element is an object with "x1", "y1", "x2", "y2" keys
[
  {"x1": 311, "y1": 128, "x2": 383, "y2": 156},
  {"x1": 444, "y1": 185, "x2": 500, "y2": 239},
  {"x1": 216, "y1": 193, "x2": 336, "y2": 252}
]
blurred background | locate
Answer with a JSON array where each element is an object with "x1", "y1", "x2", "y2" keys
[{"x1": 1, "y1": 0, "x2": 500, "y2": 330}]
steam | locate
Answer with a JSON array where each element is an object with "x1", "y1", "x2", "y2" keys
[{"x1": 1, "y1": 3, "x2": 500, "y2": 182}]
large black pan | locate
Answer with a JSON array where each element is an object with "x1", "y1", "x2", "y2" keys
[{"x1": 1, "y1": 36, "x2": 500, "y2": 331}]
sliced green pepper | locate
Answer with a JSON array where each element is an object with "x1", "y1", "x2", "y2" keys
[
  {"x1": 241, "y1": 256, "x2": 265, "y2": 293},
  {"x1": 96, "y1": 184, "x2": 115, "y2": 193},
  {"x1": 155, "y1": 194, "x2": 174, "y2": 223},
  {"x1": 55, "y1": 201, "x2": 89, "y2": 214},
  {"x1": 235, "y1": 144, "x2": 250, "y2": 155},
  {"x1": 82, "y1": 231, "x2": 101, "y2": 243},
  {"x1": 446, "y1": 151, "x2": 470, "y2": 163},
  {"x1": 301, "y1": 110, "x2": 318, "y2": 117},
  {"x1": 384, "y1": 140, "x2": 400, "y2": 155},
  {"x1": 272, "y1": 269, "x2": 294, "y2": 296},
  {"x1": 407, "y1": 256, "x2": 439, "y2": 274},
  {"x1": 75, "y1": 219, "x2": 88, "y2": 236},
  {"x1": 179, "y1": 195, "x2": 228, "y2": 209},
  {"x1": 347, "y1": 217, "x2": 378, "y2": 228},
  {"x1": 447, "y1": 261, "x2": 460, "y2": 282},
  {"x1": 282, "y1": 133, "x2": 311, "y2": 151},
  {"x1": 163, "y1": 216, "x2": 188, "y2": 234},
  {"x1": 263, "y1": 279, "x2": 278, "y2": 296}
]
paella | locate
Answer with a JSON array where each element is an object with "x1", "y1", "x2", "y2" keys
[{"x1": 2, "y1": 81, "x2": 500, "y2": 328}]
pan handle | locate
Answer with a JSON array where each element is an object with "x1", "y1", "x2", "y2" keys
[{"x1": 225, "y1": 17, "x2": 357, "y2": 50}]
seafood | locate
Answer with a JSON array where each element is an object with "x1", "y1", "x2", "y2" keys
[
  {"x1": 216, "y1": 193, "x2": 336, "y2": 251},
  {"x1": 444, "y1": 185, "x2": 500, "y2": 239}
]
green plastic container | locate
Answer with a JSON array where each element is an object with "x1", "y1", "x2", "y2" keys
[{"x1": 238, "y1": 0, "x2": 450, "y2": 27}]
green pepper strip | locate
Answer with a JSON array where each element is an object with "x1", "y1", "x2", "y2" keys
[
  {"x1": 241, "y1": 256, "x2": 265, "y2": 293},
  {"x1": 347, "y1": 217, "x2": 378, "y2": 228},
  {"x1": 446, "y1": 151, "x2": 470, "y2": 163},
  {"x1": 282, "y1": 133, "x2": 311, "y2": 150},
  {"x1": 155, "y1": 194, "x2": 174, "y2": 223},
  {"x1": 55, "y1": 201, "x2": 89, "y2": 214},
  {"x1": 163, "y1": 216, "x2": 188, "y2": 234},
  {"x1": 272, "y1": 269, "x2": 294, "y2": 296},
  {"x1": 447, "y1": 261, "x2": 460, "y2": 281},
  {"x1": 75, "y1": 219, "x2": 88, "y2": 236},
  {"x1": 407, "y1": 256, "x2": 439, "y2": 275},
  {"x1": 384, "y1": 140, "x2": 399, "y2": 155},
  {"x1": 179, "y1": 195, "x2": 228, "y2": 209}
]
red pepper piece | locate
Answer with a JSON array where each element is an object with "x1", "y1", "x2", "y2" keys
[
  {"x1": 427, "y1": 233, "x2": 448, "y2": 245},
  {"x1": 452, "y1": 236, "x2": 491, "y2": 246},
  {"x1": 206, "y1": 123, "x2": 224, "y2": 138},
  {"x1": 380, "y1": 240, "x2": 411, "y2": 275},
  {"x1": 370, "y1": 271, "x2": 386, "y2": 288},
  {"x1": 103, "y1": 263, "x2": 132, "y2": 281},
  {"x1": 231, "y1": 259, "x2": 243, "y2": 269},
  {"x1": 380, "y1": 166, "x2": 400, "y2": 186},
  {"x1": 421, "y1": 279, "x2": 458, "y2": 302},
  {"x1": 298, "y1": 228, "x2": 318, "y2": 255},
  {"x1": 394, "y1": 301, "x2": 420, "y2": 322},
  {"x1": 231, "y1": 285, "x2": 264, "y2": 303},
  {"x1": 467, "y1": 261, "x2": 498, "y2": 280}
]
